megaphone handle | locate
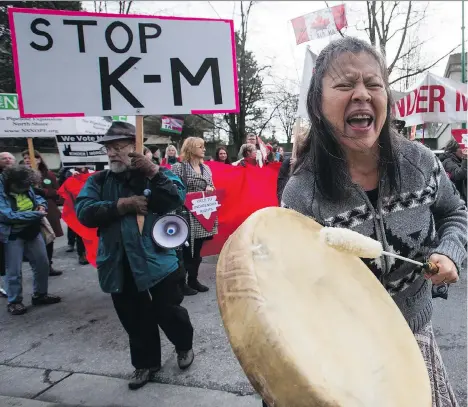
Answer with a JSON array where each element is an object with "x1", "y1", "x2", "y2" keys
[
  {"x1": 137, "y1": 215, "x2": 144, "y2": 234},
  {"x1": 137, "y1": 188, "x2": 151, "y2": 235}
]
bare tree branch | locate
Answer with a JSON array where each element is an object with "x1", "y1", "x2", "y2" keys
[
  {"x1": 389, "y1": 44, "x2": 461, "y2": 85},
  {"x1": 384, "y1": 1, "x2": 399, "y2": 39},
  {"x1": 386, "y1": 6, "x2": 428, "y2": 42},
  {"x1": 387, "y1": 1, "x2": 412, "y2": 74},
  {"x1": 195, "y1": 114, "x2": 233, "y2": 134},
  {"x1": 392, "y1": 37, "x2": 430, "y2": 63},
  {"x1": 366, "y1": 1, "x2": 376, "y2": 45},
  {"x1": 370, "y1": 1, "x2": 382, "y2": 45}
]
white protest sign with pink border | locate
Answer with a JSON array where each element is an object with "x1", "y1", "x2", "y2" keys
[{"x1": 8, "y1": 8, "x2": 239, "y2": 118}]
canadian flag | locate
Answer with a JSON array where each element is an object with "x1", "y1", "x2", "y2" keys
[{"x1": 291, "y1": 5, "x2": 347, "y2": 45}]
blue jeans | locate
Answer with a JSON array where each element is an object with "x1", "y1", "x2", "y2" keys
[{"x1": 5, "y1": 234, "x2": 49, "y2": 303}]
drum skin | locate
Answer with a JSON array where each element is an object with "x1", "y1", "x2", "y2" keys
[{"x1": 216, "y1": 207, "x2": 432, "y2": 407}]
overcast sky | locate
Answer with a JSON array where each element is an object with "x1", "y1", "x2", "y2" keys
[{"x1": 83, "y1": 1, "x2": 466, "y2": 141}]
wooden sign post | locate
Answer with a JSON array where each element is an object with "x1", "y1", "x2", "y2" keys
[
  {"x1": 135, "y1": 116, "x2": 145, "y2": 234},
  {"x1": 27, "y1": 137, "x2": 37, "y2": 169}
]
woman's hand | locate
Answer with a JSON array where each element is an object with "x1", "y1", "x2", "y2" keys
[
  {"x1": 206, "y1": 186, "x2": 215, "y2": 193},
  {"x1": 37, "y1": 206, "x2": 47, "y2": 214},
  {"x1": 426, "y1": 254, "x2": 459, "y2": 285}
]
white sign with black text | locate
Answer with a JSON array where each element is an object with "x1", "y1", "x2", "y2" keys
[
  {"x1": 9, "y1": 8, "x2": 239, "y2": 117},
  {"x1": 0, "y1": 93, "x2": 136, "y2": 137},
  {"x1": 56, "y1": 134, "x2": 107, "y2": 164}
]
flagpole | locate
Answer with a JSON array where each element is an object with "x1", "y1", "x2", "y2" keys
[{"x1": 462, "y1": 0, "x2": 466, "y2": 129}]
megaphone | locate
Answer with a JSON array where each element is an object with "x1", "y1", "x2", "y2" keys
[{"x1": 151, "y1": 214, "x2": 189, "y2": 249}]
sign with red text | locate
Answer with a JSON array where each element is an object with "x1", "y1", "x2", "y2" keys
[
  {"x1": 451, "y1": 129, "x2": 468, "y2": 150},
  {"x1": 185, "y1": 190, "x2": 222, "y2": 232},
  {"x1": 392, "y1": 72, "x2": 467, "y2": 126},
  {"x1": 8, "y1": 8, "x2": 239, "y2": 117}
]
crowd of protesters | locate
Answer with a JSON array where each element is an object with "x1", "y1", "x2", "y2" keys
[{"x1": 0, "y1": 122, "x2": 464, "y2": 392}]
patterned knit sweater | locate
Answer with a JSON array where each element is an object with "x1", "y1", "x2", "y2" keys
[{"x1": 281, "y1": 138, "x2": 467, "y2": 333}]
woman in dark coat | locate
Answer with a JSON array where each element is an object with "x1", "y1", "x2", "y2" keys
[
  {"x1": 22, "y1": 150, "x2": 63, "y2": 276},
  {"x1": 441, "y1": 139, "x2": 467, "y2": 203}
]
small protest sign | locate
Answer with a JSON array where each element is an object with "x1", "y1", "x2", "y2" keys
[
  {"x1": 184, "y1": 190, "x2": 222, "y2": 232},
  {"x1": 161, "y1": 116, "x2": 183, "y2": 134},
  {"x1": 451, "y1": 129, "x2": 468, "y2": 150}
]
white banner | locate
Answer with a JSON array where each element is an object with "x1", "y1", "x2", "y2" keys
[
  {"x1": 297, "y1": 47, "x2": 317, "y2": 119},
  {"x1": 0, "y1": 93, "x2": 75, "y2": 136},
  {"x1": 392, "y1": 72, "x2": 468, "y2": 126},
  {"x1": 9, "y1": 8, "x2": 238, "y2": 117},
  {"x1": 0, "y1": 93, "x2": 135, "y2": 137}
]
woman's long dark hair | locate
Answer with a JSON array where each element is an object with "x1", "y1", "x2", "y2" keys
[
  {"x1": 292, "y1": 37, "x2": 401, "y2": 201},
  {"x1": 214, "y1": 146, "x2": 231, "y2": 164},
  {"x1": 21, "y1": 149, "x2": 49, "y2": 178}
]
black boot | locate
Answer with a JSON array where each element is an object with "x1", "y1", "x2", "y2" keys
[
  {"x1": 188, "y1": 279, "x2": 209, "y2": 292},
  {"x1": 78, "y1": 254, "x2": 89, "y2": 265},
  {"x1": 187, "y1": 258, "x2": 209, "y2": 293},
  {"x1": 182, "y1": 283, "x2": 198, "y2": 296},
  {"x1": 49, "y1": 267, "x2": 63, "y2": 276}
]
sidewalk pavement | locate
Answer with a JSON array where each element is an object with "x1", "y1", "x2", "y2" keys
[
  {"x1": 0, "y1": 228, "x2": 465, "y2": 406},
  {"x1": 0, "y1": 231, "x2": 261, "y2": 406}
]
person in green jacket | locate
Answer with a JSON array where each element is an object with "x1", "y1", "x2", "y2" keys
[{"x1": 76, "y1": 122, "x2": 194, "y2": 391}]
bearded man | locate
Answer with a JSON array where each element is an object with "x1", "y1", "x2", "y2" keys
[{"x1": 76, "y1": 122, "x2": 194, "y2": 390}]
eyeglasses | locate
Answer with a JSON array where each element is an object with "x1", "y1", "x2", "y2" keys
[{"x1": 102, "y1": 142, "x2": 133, "y2": 153}]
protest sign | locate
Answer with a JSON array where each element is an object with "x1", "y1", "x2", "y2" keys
[
  {"x1": 392, "y1": 72, "x2": 468, "y2": 126},
  {"x1": 0, "y1": 93, "x2": 73, "y2": 136},
  {"x1": 185, "y1": 190, "x2": 222, "y2": 232},
  {"x1": 8, "y1": 8, "x2": 239, "y2": 117},
  {"x1": 0, "y1": 93, "x2": 136, "y2": 137},
  {"x1": 161, "y1": 116, "x2": 184, "y2": 134},
  {"x1": 56, "y1": 134, "x2": 107, "y2": 164},
  {"x1": 56, "y1": 116, "x2": 136, "y2": 164},
  {"x1": 451, "y1": 129, "x2": 468, "y2": 150}
]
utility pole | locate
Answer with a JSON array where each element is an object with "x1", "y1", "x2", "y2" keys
[{"x1": 462, "y1": 0, "x2": 466, "y2": 129}]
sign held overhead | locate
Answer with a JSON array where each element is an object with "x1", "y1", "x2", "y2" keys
[{"x1": 8, "y1": 8, "x2": 239, "y2": 117}]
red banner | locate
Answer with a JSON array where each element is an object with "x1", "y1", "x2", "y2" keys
[
  {"x1": 59, "y1": 162, "x2": 282, "y2": 266},
  {"x1": 58, "y1": 173, "x2": 98, "y2": 267},
  {"x1": 200, "y1": 161, "x2": 281, "y2": 256}
]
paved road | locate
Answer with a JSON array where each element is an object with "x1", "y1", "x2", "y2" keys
[{"x1": 0, "y1": 230, "x2": 465, "y2": 406}]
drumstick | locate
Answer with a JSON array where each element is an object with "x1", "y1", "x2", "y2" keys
[{"x1": 319, "y1": 227, "x2": 439, "y2": 276}]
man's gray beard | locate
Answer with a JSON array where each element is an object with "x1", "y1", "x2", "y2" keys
[{"x1": 109, "y1": 162, "x2": 129, "y2": 173}]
